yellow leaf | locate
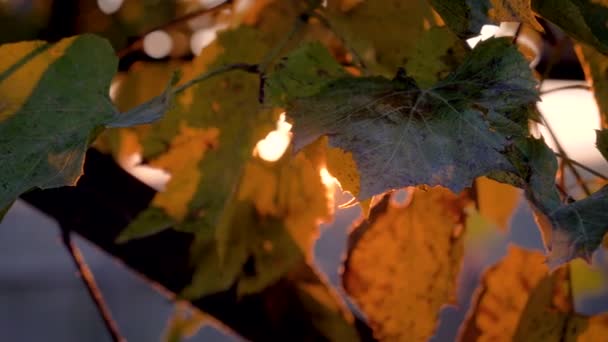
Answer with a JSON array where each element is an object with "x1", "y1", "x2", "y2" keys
[
  {"x1": 343, "y1": 187, "x2": 466, "y2": 341},
  {"x1": 0, "y1": 38, "x2": 72, "y2": 122},
  {"x1": 459, "y1": 245, "x2": 608, "y2": 341},
  {"x1": 150, "y1": 124, "x2": 219, "y2": 221},
  {"x1": 475, "y1": 176, "x2": 522, "y2": 231},
  {"x1": 163, "y1": 302, "x2": 208, "y2": 342}
]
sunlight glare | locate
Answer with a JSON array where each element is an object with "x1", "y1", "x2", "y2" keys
[
  {"x1": 254, "y1": 113, "x2": 292, "y2": 162},
  {"x1": 143, "y1": 30, "x2": 173, "y2": 59},
  {"x1": 537, "y1": 80, "x2": 604, "y2": 166},
  {"x1": 97, "y1": 0, "x2": 123, "y2": 14},
  {"x1": 466, "y1": 25, "x2": 500, "y2": 48},
  {"x1": 120, "y1": 153, "x2": 171, "y2": 191}
]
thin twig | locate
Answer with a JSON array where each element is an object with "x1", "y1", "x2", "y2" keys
[
  {"x1": 258, "y1": 14, "x2": 308, "y2": 73},
  {"x1": 540, "y1": 116, "x2": 592, "y2": 195},
  {"x1": 117, "y1": 0, "x2": 233, "y2": 58},
  {"x1": 172, "y1": 63, "x2": 258, "y2": 94},
  {"x1": 61, "y1": 229, "x2": 125, "y2": 342},
  {"x1": 311, "y1": 10, "x2": 367, "y2": 72},
  {"x1": 555, "y1": 152, "x2": 608, "y2": 180},
  {"x1": 540, "y1": 84, "x2": 591, "y2": 95}
]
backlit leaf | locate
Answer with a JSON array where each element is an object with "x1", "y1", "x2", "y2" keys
[
  {"x1": 343, "y1": 187, "x2": 465, "y2": 341},
  {"x1": 184, "y1": 147, "x2": 331, "y2": 297},
  {"x1": 290, "y1": 38, "x2": 537, "y2": 200},
  {"x1": 0, "y1": 34, "x2": 178, "y2": 209},
  {"x1": 533, "y1": 0, "x2": 608, "y2": 54},
  {"x1": 430, "y1": 0, "x2": 543, "y2": 38},
  {"x1": 459, "y1": 245, "x2": 608, "y2": 341},
  {"x1": 475, "y1": 176, "x2": 522, "y2": 231},
  {"x1": 323, "y1": 0, "x2": 441, "y2": 74}
]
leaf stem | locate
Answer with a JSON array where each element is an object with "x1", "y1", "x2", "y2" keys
[
  {"x1": 258, "y1": 14, "x2": 307, "y2": 73},
  {"x1": 116, "y1": 0, "x2": 233, "y2": 58},
  {"x1": 172, "y1": 63, "x2": 259, "y2": 94},
  {"x1": 60, "y1": 229, "x2": 125, "y2": 342},
  {"x1": 555, "y1": 152, "x2": 608, "y2": 180}
]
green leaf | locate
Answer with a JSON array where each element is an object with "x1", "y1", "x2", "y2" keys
[
  {"x1": 323, "y1": 0, "x2": 440, "y2": 74},
  {"x1": 0, "y1": 35, "x2": 117, "y2": 209},
  {"x1": 265, "y1": 42, "x2": 346, "y2": 106},
  {"x1": 0, "y1": 34, "x2": 177, "y2": 209},
  {"x1": 533, "y1": 0, "x2": 608, "y2": 54},
  {"x1": 546, "y1": 185, "x2": 608, "y2": 266},
  {"x1": 289, "y1": 38, "x2": 537, "y2": 199},
  {"x1": 0, "y1": 201, "x2": 12, "y2": 222},
  {"x1": 430, "y1": 0, "x2": 543, "y2": 38},
  {"x1": 597, "y1": 129, "x2": 608, "y2": 162},
  {"x1": 184, "y1": 148, "x2": 331, "y2": 297},
  {"x1": 118, "y1": 27, "x2": 277, "y2": 240}
]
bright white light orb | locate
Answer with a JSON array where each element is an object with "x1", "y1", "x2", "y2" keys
[
  {"x1": 97, "y1": 0, "x2": 123, "y2": 14},
  {"x1": 254, "y1": 113, "x2": 292, "y2": 162},
  {"x1": 190, "y1": 28, "x2": 218, "y2": 55},
  {"x1": 143, "y1": 30, "x2": 173, "y2": 59}
]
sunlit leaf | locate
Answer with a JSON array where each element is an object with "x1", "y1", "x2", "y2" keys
[
  {"x1": 265, "y1": 42, "x2": 346, "y2": 106},
  {"x1": 575, "y1": 43, "x2": 608, "y2": 127},
  {"x1": 459, "y1": 245, "x2": 608, "y2": 341},
  {"x1": 323, "y1": 0, "x2": 441, "y2": 74},
  {"x1": 533, "y1": 0, "x2": 608, "y2": 54},
  {"x1": 343, "y1": 187, "x2": 466, "y2": 341},
  {"x1": 431, "y1": 0, "x2": 543, "y2": 38},
  {"x1": 475, "y1": 176, "x2": 522, "y2": 231},
  {"x1": 118, "y1": 27, "x2": 277, "y2": 240},
  {"x1": 290, "y1": 38, "x2": 537, "y2": 199},
  {"x1": 184, "y1": 147, "x2": 331, "y2": 297}
]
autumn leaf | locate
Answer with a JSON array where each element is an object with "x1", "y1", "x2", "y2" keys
[
  {"x1": 322, "y1": 0, "x2": 441, "y2": 74},
  {"x1": 533, "y1": 0, "x2": 608, "y2": 54},
  {"x1": 289, "y1": 38, "x2": 537, "y2": 200},
  {"x1": 184, "y1": 147, "x2": 331, "y2": 297},
  {"x1": 459, "y1": 245, "x2": 608, "y2": 341},
  {"x1": 163, "y1": 302, "x2": 208, "y2": 342},
  {"x1": 0, "y1": 34, "x2": 176, "y2": 209},
  {"x1": 117, "y1": 27, "x2": 277, "y2": 241},
  {"x1": 475, "y1": 176, "x2": 522, "y2": 231},
  {"x1": 431, "y1": 0, "x2": 543, "y2": 38},
  {"x1": 343, "y1": 187, "x2": 466, "y2": 341}
]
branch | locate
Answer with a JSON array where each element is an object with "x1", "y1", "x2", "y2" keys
[
  {"x1": 21, "y1": 149, "x2": 374, "y2": 342},
  {"x1": 116, "y1": 0, "x2": 233, "y2": 59},
  {"x1": 540, "y1": 84, "x2": 591, "y2": 95},
  {"x1": 172, "y1": 63, "x2": 259, "y2": 94},
  {"x1": 555, "y1": 153, "x2": 608, "y2": 180},
  {"x1": 61, "y1": 228, "x2": 125, "y2": 342}
]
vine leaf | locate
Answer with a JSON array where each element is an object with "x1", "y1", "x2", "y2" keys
[
  {"x1": 117, "y1": 27, "x2": 277, "y2": 241},
  {"x1": 184, "y1": 147, "x2": 332, "y2": 297},
  {"x1": 533, "y1": 0, "x2": 608, "y2": 54},
  {"x1": 545, "y1": 185, "x2": 608, "y2": 266},
  {"x1": 289, "y1": 38, "x2": 537, "y2": 200},
  {"x1": 475, "y1": 176, "x2": 521, "y2": 231},
  {"x1": 459, "y1": 245, "x2": 608, "y2": 341},
  {"x1": 323, "y1": 0, "x2": 441, "y2": 74},
  {"x1": 430, "y1": 0, "x2": 542, "y2": 38},
  {"x1": 343, "y1": 187, "x2": 466, "y2": 341},
  {"x1": 0, "y1": 34, "x2": 179, "y2": 209}
]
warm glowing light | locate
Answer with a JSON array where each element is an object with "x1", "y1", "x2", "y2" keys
[
  {"x1": 97, "y1": 0, "x2": 123, "y2": 14},
  {"x1": 198, "y1": 0, "x2": 226, "y2": 8},
  {"x1": 466, "y1": 25, "x2": 500, "y2": 48},
  {"x1": 143, "y1": 30, "x2": 173, "y2": 59},
  {"x1": 254, "y1": 113, "x2": 292, "y2": 162},
  {"x1": 120, "y1": 153, "x2": 171, "y2": 191},
  {"x1": 537, "y1": 80, "x2": 603, "y2": 165},
  {"x1": 190, "y1": 28, "x2": 217, "y2": 55},
  {"x1": 320, "y1": 167, "x2": 339, "y2": 189}
]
